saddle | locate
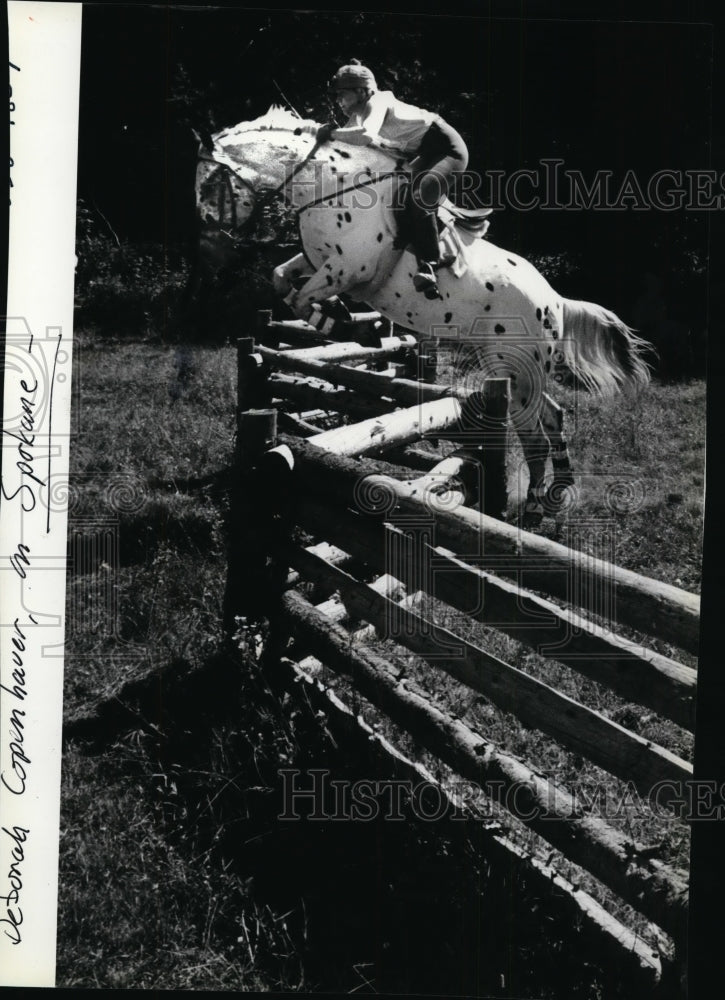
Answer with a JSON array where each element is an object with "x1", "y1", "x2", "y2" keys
[
  {"x1": 433, "y1": 200, "x2": 492, "y2": 278},
  {"x1": 438, "y1": 197, "x2": 493, "y2": 237},
  {"x1": 392, "y1": 174, "x2": 493, "y2": 279}
]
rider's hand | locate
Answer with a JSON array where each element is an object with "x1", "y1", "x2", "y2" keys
[{"x1": 316, "y1": 123, "x2": 335, "y2": 144}]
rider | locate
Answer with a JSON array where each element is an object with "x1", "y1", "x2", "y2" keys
[{"x1": 318, "y1": 61, "x2": 469, "y2": 300}]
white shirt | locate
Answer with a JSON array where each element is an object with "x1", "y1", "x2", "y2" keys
[{"x1": 332, "y1": 90, "x2": 436, "y2": 157}]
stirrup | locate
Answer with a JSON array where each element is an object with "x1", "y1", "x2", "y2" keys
[
  {"x1": 436, "y1": 252, "x2": 457, "y2": 271},
  {"x1": 413, "y1": 264, "x2": 442, "y2": 300},
  {"x1": 413, "y1": 274, "x2": 442, "y2": 300}
]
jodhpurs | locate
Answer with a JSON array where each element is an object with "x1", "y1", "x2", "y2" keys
[{"x1": 407, "y1": 119, "x2": 469, "y2": 264}]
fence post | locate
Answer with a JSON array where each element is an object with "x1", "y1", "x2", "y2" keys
[
  {"x1": 481, "y1": 377, "x2": 510, "y2": 519},
  {"x1": 224, "y1": 406, "x2": 279, "y2": 633},
  {"x1": 403, "y1": 339, "x2": 438, "y2": 383},
  {"x1": 236, "y1": 336, "x2": 270, "y2": 463},
  {"x1": 256, "y1": 308, "x2": 277, "y2": 348},
  {"x1": 238, "y1": 408, "x2": 278, "y2": 468},
  {"x1": 455, "y1": 377, "x2": 510, "y2": 519}
]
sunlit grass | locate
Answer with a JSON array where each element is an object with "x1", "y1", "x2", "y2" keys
[{"x1": 72, "y1": 335, "x2": 238, "y2": 481}]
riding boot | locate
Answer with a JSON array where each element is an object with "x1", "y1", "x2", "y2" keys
[
  {"x1": 413, "y1": 260, "x2": 442, "y2": 299},
  {"x1": 410, "y1": 207, "x2": 443, "y2": 299}
]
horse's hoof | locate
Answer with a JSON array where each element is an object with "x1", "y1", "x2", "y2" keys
[
  {"x1": 550, "y1": 466, "x2": 576, "y2": 490},
  {"x1": 319, "y1": 295, "x2": 352, "y2": 322},
  {"x1": 521, "y1": 502, "x2": 544, "y2": 530},
  {"x1": 544, "y1": 482, "x2": 579, "y2": 514}
]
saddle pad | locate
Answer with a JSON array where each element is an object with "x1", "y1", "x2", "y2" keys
[{"x1": 439, "y1": 225, "x2": 468, "y2": 278}]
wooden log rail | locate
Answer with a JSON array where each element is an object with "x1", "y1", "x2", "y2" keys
[
  {"x1": 300, "y1": 382, "x2": 510, "y2": 463},
  {"x1": 306, "y1": 396, "x2": 465, "y2": 458},
  {"x1": 269, "y1": 371, "x2": 399, "y2": 421},
  {"x1": 280, "y1": 587, "x2": 689, "y2": 945},
  {"x1": 272, "y1": 379, "x2": 509, "y2": 515},
  {"x1": 278, "y1": 654, "x2": 663, "y2": 989},
  {"x1": 281, "y1": 542, "x2": 693, "y2": 801},
  {"x1": 292, "y1": 570, "x2": 414, "y2": 673},
  {"x1": 252, "y1": 343, "x2": 452, "y2": 407},
  {"x1": 284, "y1": 541, "x2": 356, "y2": 593},
  {"x1": 291, "y1": 501, "x2": 695, "y2": 730},
  {"x1": 276, "y1": 411, "x2": 321, "y2": 437},
  {"x1": 257, "y1": 317, "x2": 330, "y2": 347},
  {"x1": 232, "y1": 385, "x2": 694, "y2": 972},
  {"x1": 255, "y1": 307, "x2": 388, "y2": 348},
  {"x1": 262, "y1": 438, "x2": 700, "y2": 656},
  {"x1": 275, "y1": 335, "x2": 418, "y2": 367}
]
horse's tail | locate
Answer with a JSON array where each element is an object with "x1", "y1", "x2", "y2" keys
[{"x1": 561, "y1": 298, "x2": 654, "y2": 395}]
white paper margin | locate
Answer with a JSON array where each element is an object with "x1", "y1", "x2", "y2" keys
[{"x1": 1, "y1": 1, "x2": 81, "y2": 986}]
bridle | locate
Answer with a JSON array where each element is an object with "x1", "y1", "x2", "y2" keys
[{"x1": 201, "y1": 129, "x2": 407, "y2": 235}]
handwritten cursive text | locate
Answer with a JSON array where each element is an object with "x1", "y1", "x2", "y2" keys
[
  {"x1": 1, "y1": 616, "x2": 36, "y2": 796},
  {"x1": 9, "y1": 61, "x2": 19, "y2": 203},
  {"x1": 0, "y1": 826, "x2": 29, "y2": 945}
]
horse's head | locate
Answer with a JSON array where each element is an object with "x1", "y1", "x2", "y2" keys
[
  {"x1": 195, "y1": 104, "x2": 398, "y2": 241},
  {"x1": 195, "y1": 106, "x2": 320, "y2": 239}
]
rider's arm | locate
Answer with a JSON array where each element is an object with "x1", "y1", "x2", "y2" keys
[
  {"x1": 329, "y1": 91, "x2": 393, "y2": 148},
  {"x1": 327, "y1": 124, "x2": 375, "y2": 146}
]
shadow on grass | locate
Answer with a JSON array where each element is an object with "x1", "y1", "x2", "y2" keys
[{"x1": 63, "y1": 642, "x2": 680, "y2": 998}]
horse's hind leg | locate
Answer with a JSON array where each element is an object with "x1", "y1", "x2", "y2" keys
[
  {"x1": 516, "y1": 418, "x2": 551, "y2": 529},
  {"x1": 540, "y1": 392, "x2": 576, "y2": 510}
]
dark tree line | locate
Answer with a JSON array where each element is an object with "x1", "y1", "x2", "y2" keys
[{"x1": 77, "y1": 6, "x2": 714, "y2": 372}]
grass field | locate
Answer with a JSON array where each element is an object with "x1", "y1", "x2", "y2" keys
[{"x1": 58, "y1": 326, "x2": 704, "y2": 994}]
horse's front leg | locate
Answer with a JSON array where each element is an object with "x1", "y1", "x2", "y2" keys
[
  {"x1": 284, "y1": 241, "x2": 376, "y2": 322},
  {"x1": 284, "y1": 256, "x2": 355, "y2": 321},
  {"x1": 273, "y1": 252, "x2": 314, "y2": 299}
]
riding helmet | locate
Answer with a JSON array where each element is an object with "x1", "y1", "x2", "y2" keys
[{"x1": 330, "y1": 60, "x2": 377, "y2": 92}]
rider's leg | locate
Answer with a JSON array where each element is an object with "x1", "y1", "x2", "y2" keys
[
  {"x1": 407, "y1": 187, "x2": 442, "y2": 299},
  {"x1": 409, "y1": 150, "x2": 467, "y2": 298}
]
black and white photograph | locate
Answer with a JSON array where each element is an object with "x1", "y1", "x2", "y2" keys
[{"x1": 2, "y1": 1, "x2": 723, "y2": 995}]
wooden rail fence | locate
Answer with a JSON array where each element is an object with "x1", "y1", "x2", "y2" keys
[{"x1": 228, "y1": 309, "x2": 699, "y2": 988}]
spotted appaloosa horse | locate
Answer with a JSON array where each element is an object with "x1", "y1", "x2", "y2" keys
[{"x1": 196, "y1": 107, "x2": 652, "y2": 521}]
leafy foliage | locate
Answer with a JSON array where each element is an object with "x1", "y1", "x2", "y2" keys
[{"x1": 75, "y1": 200, "x2": 192, "y2": 337}]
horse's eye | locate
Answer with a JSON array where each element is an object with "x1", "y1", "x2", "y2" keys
[{"x1": 293, "y1": 127, "x2": 302, "y2": 136}]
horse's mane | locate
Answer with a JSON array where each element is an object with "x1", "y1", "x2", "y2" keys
[
  {"x1": 211, "y1": 103, "x2": 397, "y2": 172},
  {"x1": 215, "y1": 105, "x2": 319, "y2": 142}
]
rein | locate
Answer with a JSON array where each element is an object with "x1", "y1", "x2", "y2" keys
[
  {"x1": 202, "y1": 131, "x2": 407, "y2": 230},
  {"x1": 269, "y1": 136, "x2": 325, "y2": 197},
  {"x1": 296, "y1": 169, "x2": 405, "y2": 215},
  {"x1": 265, "y1": 134, "x2": 405, "y2": 215}
]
